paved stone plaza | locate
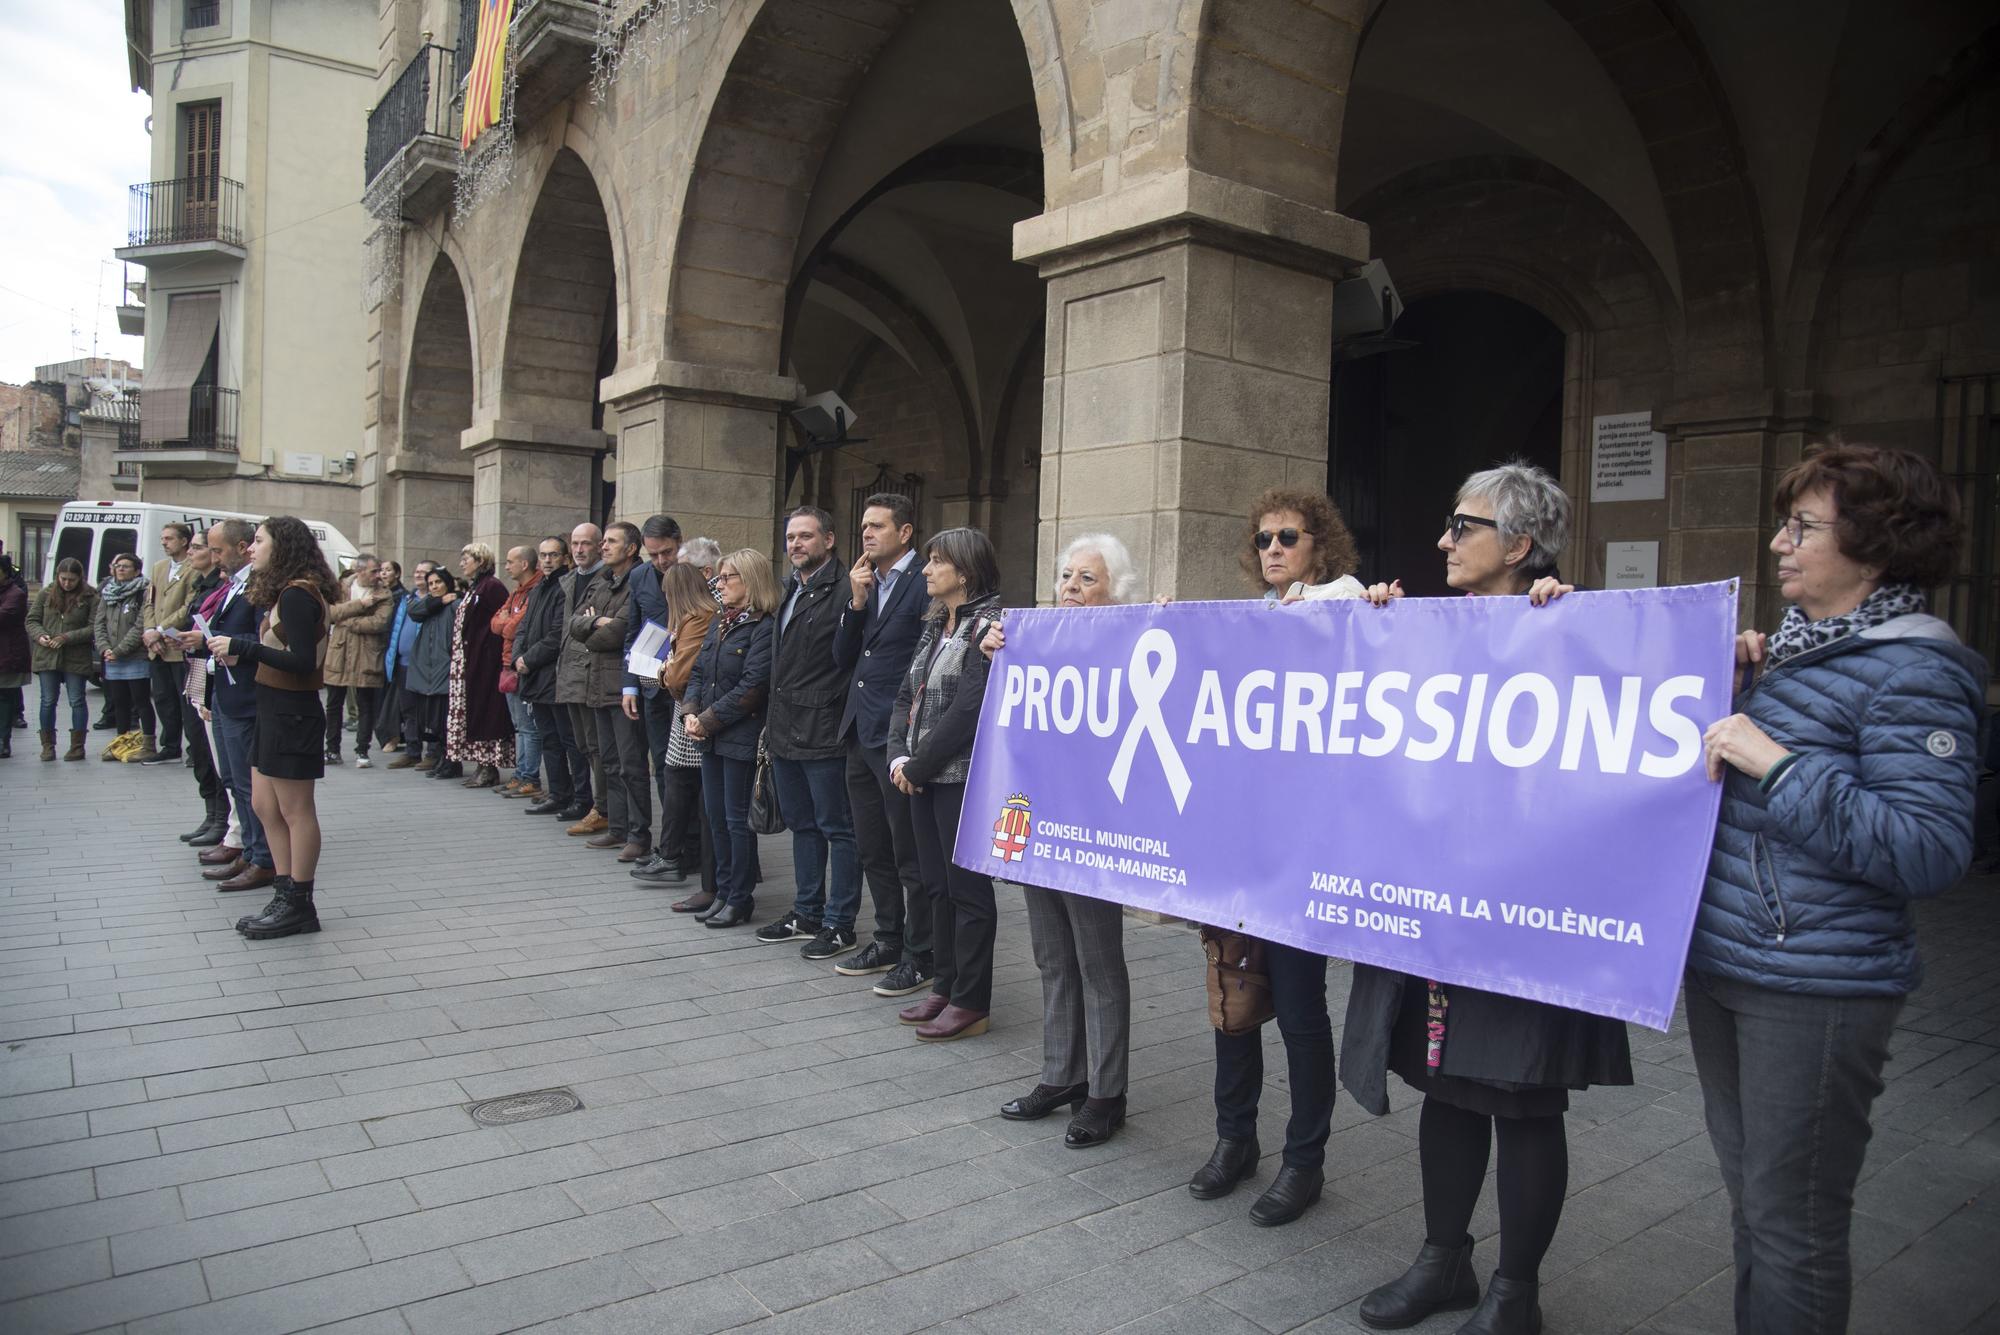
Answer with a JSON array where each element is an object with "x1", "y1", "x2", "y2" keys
[{"x1": 1, "y1": 751, "x2": 1995, "y2": 1334}]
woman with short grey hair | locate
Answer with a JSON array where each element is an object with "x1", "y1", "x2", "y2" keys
[
  {"x1": 980, "y1": 533, "x2": 1137, "y2": 1146},
  {"x1": 679, "y1": 538, "x2": 725, "y2": 606},
  {"x1": 1345, "y1": 460, "x2": 1631, "y2": 1335}
]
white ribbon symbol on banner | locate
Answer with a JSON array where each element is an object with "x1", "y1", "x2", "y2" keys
[{"x1": 1108, "y1": 628, "x2": 1194, "y2": 812}]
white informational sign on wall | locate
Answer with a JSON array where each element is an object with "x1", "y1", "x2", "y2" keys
[
  {"x1": 1605, "y1": 540, "x2": 1661, "y2": 589},
  {"x1": 1591, "y1": 412, "x2": 1667, "y2": 502},
  {"x1": 284, "y1": 452, "x2": 325, "y2": 478}
]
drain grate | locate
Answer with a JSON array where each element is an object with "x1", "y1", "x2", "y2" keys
[{"x1": 467, "y1": 1087, "x2": 584, "y2": 1126}]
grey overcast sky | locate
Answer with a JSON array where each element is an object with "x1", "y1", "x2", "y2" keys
[{"x1": 0, "y1": 0, "x2": 152, "y2": 384}]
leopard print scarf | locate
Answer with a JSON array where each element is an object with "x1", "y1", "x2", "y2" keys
[{"x1": 1764, "y1": 583, "x2": 1927, "y2": 667}]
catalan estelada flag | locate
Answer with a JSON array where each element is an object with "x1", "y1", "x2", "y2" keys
[{"x1": 461, "y1": 0, "x2": 516, "y2": 150}]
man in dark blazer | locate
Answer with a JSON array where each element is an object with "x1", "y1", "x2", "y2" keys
[
  {"x1": 177, "y1": 519, "x2": 274, "y2": 894},
  {"x1": 829, "y1": 492, "x2": 931, "y2": 995}
]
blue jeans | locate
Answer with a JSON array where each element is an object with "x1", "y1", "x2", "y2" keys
[
  {"x1": 701, "y1": 752, "x2": 757, "y2": 908},
  {"x1": 506, "y1": 692, "x2": 541, "y2": 783},
  {"x1": 211, "y1": 710, "x2": 271, "y2": 869},
  {"x1": 38, "y1": 671, "x2": 88, "y2": 732},
  {"x1": 1686, "y1": 969, "x2": 1902, "y2": 1335},
  {"x1": 770, "y1": 754, "x2": 860, "y2": 929}
]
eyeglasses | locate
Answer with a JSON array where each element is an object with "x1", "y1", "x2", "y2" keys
[
  {"x1": 1777, "y1": 515, "x2": 1833, "y2": 546},
  {"x1": 1445, "y1": 513, "x2": 1501, "y2": 543},
  {"x1": 1254, "y1": 528, "x2": 1303, "y2": 551},
  {"x1": 717, "y1": 570, "x2": 743, "y2": 584}
]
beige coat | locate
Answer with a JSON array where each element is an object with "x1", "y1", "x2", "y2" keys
[
  {"x1": 323, "y1": 581, "x2": 394, "y2": 688},
  {"x1": 143, "y1": 557, "x2": 197, "y2": 662}
]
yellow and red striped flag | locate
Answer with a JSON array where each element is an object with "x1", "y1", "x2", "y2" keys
[{"x1": 461, "y1": 0, "x2": 516, "y2": 150}]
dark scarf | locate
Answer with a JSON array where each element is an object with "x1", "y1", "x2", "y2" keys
[{"x1": 1765, "y1": 583, "x2": 1927, "y2": 667}]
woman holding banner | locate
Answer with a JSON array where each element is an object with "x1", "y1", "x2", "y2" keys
[
  {"x1": 1345, "y1": 462, "x2": 1632, "y2": 1335},
  {"x1": 984, "y1": 534, "x2": 1138, "y2": 1146},
  {"x1": 1179, "y1": 488, "x2": 1351, "y2": 1227},
  {"x1": 1689, "y1": 445, "x2": 1983, "y2": 1335}
]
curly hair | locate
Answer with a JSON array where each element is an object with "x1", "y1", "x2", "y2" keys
[
  {"x1": 1774, "y1": 445, "x2": 1963, "y2": 587},
  {"x1": 1240, "y1": 487, "x2": 1361, "y2": 589},
  {"x1": 245, "y1": 516, "x2": 340, "y2": 609}
]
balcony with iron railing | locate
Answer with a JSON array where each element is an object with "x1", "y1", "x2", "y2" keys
[
  {"x1": 112, "y1": 386, "x2": 241, "y2": 476},
  {"x1": 365, "y1": 41, "x2": 463, "y2": 213},
  {"x1": 117, "y1": 177, "x2": 246, "y2": 265}
]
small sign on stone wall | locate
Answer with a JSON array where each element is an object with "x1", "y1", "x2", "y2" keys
[
  {"x1": 1604, "y1": 540, "x2": 1660, "y2": 589},
  {"x1": 283, "y1": 452, "x2": 324, "y2": 478},
  {"x1": 1591, "y1": 411, "x2": 1666, "y2": 502}
]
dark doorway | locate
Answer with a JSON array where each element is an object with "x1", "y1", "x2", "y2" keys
[{"x1": 1329, "y1": 291, "x2": 1564, "y2": 595}]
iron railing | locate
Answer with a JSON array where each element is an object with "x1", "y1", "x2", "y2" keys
[
  {"x1": 129, "y1": 386, "x2": 240, "y2": 453},
  {"x1": 457, "y1": 0, "x2": 481, "y2": 83},
  {"x1": 127, "y1": 176, "x2": 244, "y2": 249},
  {"x1": 366, "y1": 43, "x2": 462, "y2": 184}
]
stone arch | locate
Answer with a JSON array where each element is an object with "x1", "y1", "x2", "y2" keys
[
  {"x1": 402, "y1": 252, "x2": 476, "y2": 460},
  {"x1": 665, "y1": 0, "x2": 1069, "y2": 375},
  {"x1": 559, "y1": 118, "x2": 634, "y2": 363},
  {"x1": 1187, "y1": 0, "x2": 1366, "y2": 211},
  {"x1": 1542, "y1": 0, "x2": 1771, "y2": 382},
  {"x1": 497, "y1": 147, "x2": 619, "y2": 429},
  {"x1": 1782, "y1": 23, "x2": 2000, "y2": 389}
]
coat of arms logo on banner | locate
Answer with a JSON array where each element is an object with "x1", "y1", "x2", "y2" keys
[{"x1": 991, "y1": 794, "x2": 1032, "y2": 863}]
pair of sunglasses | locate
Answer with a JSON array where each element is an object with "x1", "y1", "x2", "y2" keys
[
  {"x1": 1254, "y1": 528, "x2": 1302, "y2": 551},
  {"x1": 1445, "y1": 513, "x2": 1500, "y2": 543}
]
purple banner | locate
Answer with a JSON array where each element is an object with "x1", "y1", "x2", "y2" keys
[{"x1": 953, "y1": 582, "x2": 1738, "y2": 1030}]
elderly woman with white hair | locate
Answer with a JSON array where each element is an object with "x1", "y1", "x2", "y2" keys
[
  {"x1": 679, "y1": 537, "x2": 726, "y2": 607},
  {"x1": 1344, "y1": 461, "x2": 1633, "y2": 1335},
  {"x1": 980, "y1": 533, "x2": 1138, "y2": 1147},
  {"x1": 445, "y1": 540, "x2": 516, "y2": 789}
]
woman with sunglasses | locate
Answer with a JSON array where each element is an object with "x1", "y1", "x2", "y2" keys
[
  {"x1": 1344, "y1": 462, "x2": 1632, "y2": 1335},
  {"x1": 1687, "y1": 446, "x2": 1980, "y2": 1335},
  {"x1": 1184, "y1": 487, "x2": 1351, "y2": 1227}
]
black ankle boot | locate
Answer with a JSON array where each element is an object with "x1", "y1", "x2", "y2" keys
[
  {"x1": 1360, "y1": 1236, "x2": 1480, "y2": 1329},
  {"x1": 1064, "y1": 1095, "x2": 1126, "y2": 1148},
  {"x1": 1248, "y1": 1162, "x2": 1323, "y2": 1226},
  {"x1": 241, "y1": 881, "x2": 319, "y2": 940},
  {"x1": 1454, "y1": 1275, "x2": 1541, "y2": 1335},
  {"x1": 1188, "y1": 1136, "x2": 1261, "y2": 1199},
  {"x1": 999, "y1": 1082, "x2": 1088, "y2": 1122},
  {"x1": 236, "y1": 876, "x2": 291, "y2": 932}
]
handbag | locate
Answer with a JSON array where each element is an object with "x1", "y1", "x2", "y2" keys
[
  {"x1": 497, "y1": 667, "x2": 519, "y2": 694},
  {"x1": 749, "y1": 733, "x2": 786, "y2": 835},
  {"x1": 1200, "y1": 927, "x2": 1276, "y2": 1035}
]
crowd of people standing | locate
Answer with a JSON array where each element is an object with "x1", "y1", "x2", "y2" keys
[{"x1": 0, "y1": 443, "x2": 1988, "y2": 1335}]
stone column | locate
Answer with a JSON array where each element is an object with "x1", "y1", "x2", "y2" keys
[
  {"x1": 1661, "y1": 388, "x2": 1821, "y2": 631},
  {"x1": 598, "y1": 360, "x2": 797, "y2": 554},
  {"x1": 462, "y1": 419, "x2": 610, "y2": 562},
  {"x1": 1016, "y1": 170, "x2": 1369, "y2": 602}
]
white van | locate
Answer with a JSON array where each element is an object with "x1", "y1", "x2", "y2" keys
[{"x1": 45, "y1": 501, "x2": 360, "y2": 585}]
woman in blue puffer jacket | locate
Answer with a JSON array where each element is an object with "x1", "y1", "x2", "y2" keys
[{"x1": 1691, "y1": 444, "x2": 1986, "y2": 1335}]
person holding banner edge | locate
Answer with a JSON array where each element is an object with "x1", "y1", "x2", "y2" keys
[
  {"x1": 888, "y1": 527, "x2": 1005, "y2": 1042},
  {"x1": 982, "y1": 534, "x2": 1138, "y2": 1146},
  {"x1": 1687, "y1": 445, "x2": 1984, "y2": 1335},
  {"x1": 1344, "y1": 462, "x2": 1633, "y2": 1335},
  {"x1": 1181, "y1": 487, "x2": 1350, "y2": 1227}
]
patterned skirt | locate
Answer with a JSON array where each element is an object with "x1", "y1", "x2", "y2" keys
[{"x1": 444, "y1": 637, "x2": 513, "y2": 768}]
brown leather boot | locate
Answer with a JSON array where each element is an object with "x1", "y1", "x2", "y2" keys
[
  {"x1": 215, "y1": 864, "x2": 276, "y2": 892},
  {"x1": 567, "y1": 809, "x2": 608, "y2": 836},
  {"x1": 65, "y1": 729, "x2": 86, "y2": 760},
  {"x1": 129, "y1": 733, "x2": 159, "y2": 764},
  {"x1": 39, "y1": 729, "x2": 55, "y2": 762}
]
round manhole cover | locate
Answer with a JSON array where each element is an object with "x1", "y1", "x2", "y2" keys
[{"x1": 467, "y1": 1088, "x2": 583, "y2": 1126}]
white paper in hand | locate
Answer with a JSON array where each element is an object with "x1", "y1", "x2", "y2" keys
[{"x1": 627, "y1": 619, "x2": 670, "y2": 679}]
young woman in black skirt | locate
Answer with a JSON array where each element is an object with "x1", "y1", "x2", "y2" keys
[{"x1": 205, "y1": 515, "x2": 340, "y2": 940}]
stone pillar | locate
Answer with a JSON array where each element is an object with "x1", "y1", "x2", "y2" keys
[
  {"x1": 1016, "y1": 170, "x2": 1369, "y2": 602},
  {"x1": 377, "y1": 454, "x2": 475, "y2": 573},
  {"x1": 1662, "y1": 389, "x2": 1821, "y2": 631},
  {"x1": 598, "y1": 360, "x2": 798, "y2": 554},
  {"x1": 462, "y1": 419, "x2": 610, "y2": 563}
]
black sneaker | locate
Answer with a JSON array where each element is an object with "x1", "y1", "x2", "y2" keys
[
  {"x1": 324, "y1": 750, "x2": 342, "y2": 766},
  {"x1": 139, "y1": 750, "x2": 184, "y2": 766},
  {"x1": 754, "y1": 912, "x2": 820, "y2": 944},
  {"x1": 873, "y1": 956, "x2": 935, "y2": 997},
  {"x1": 800, "y1": 927, "x2": 858, "y2": 961},
  {"x1": 834, "y1": 940, "x2": 899, "y2": 977}
]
